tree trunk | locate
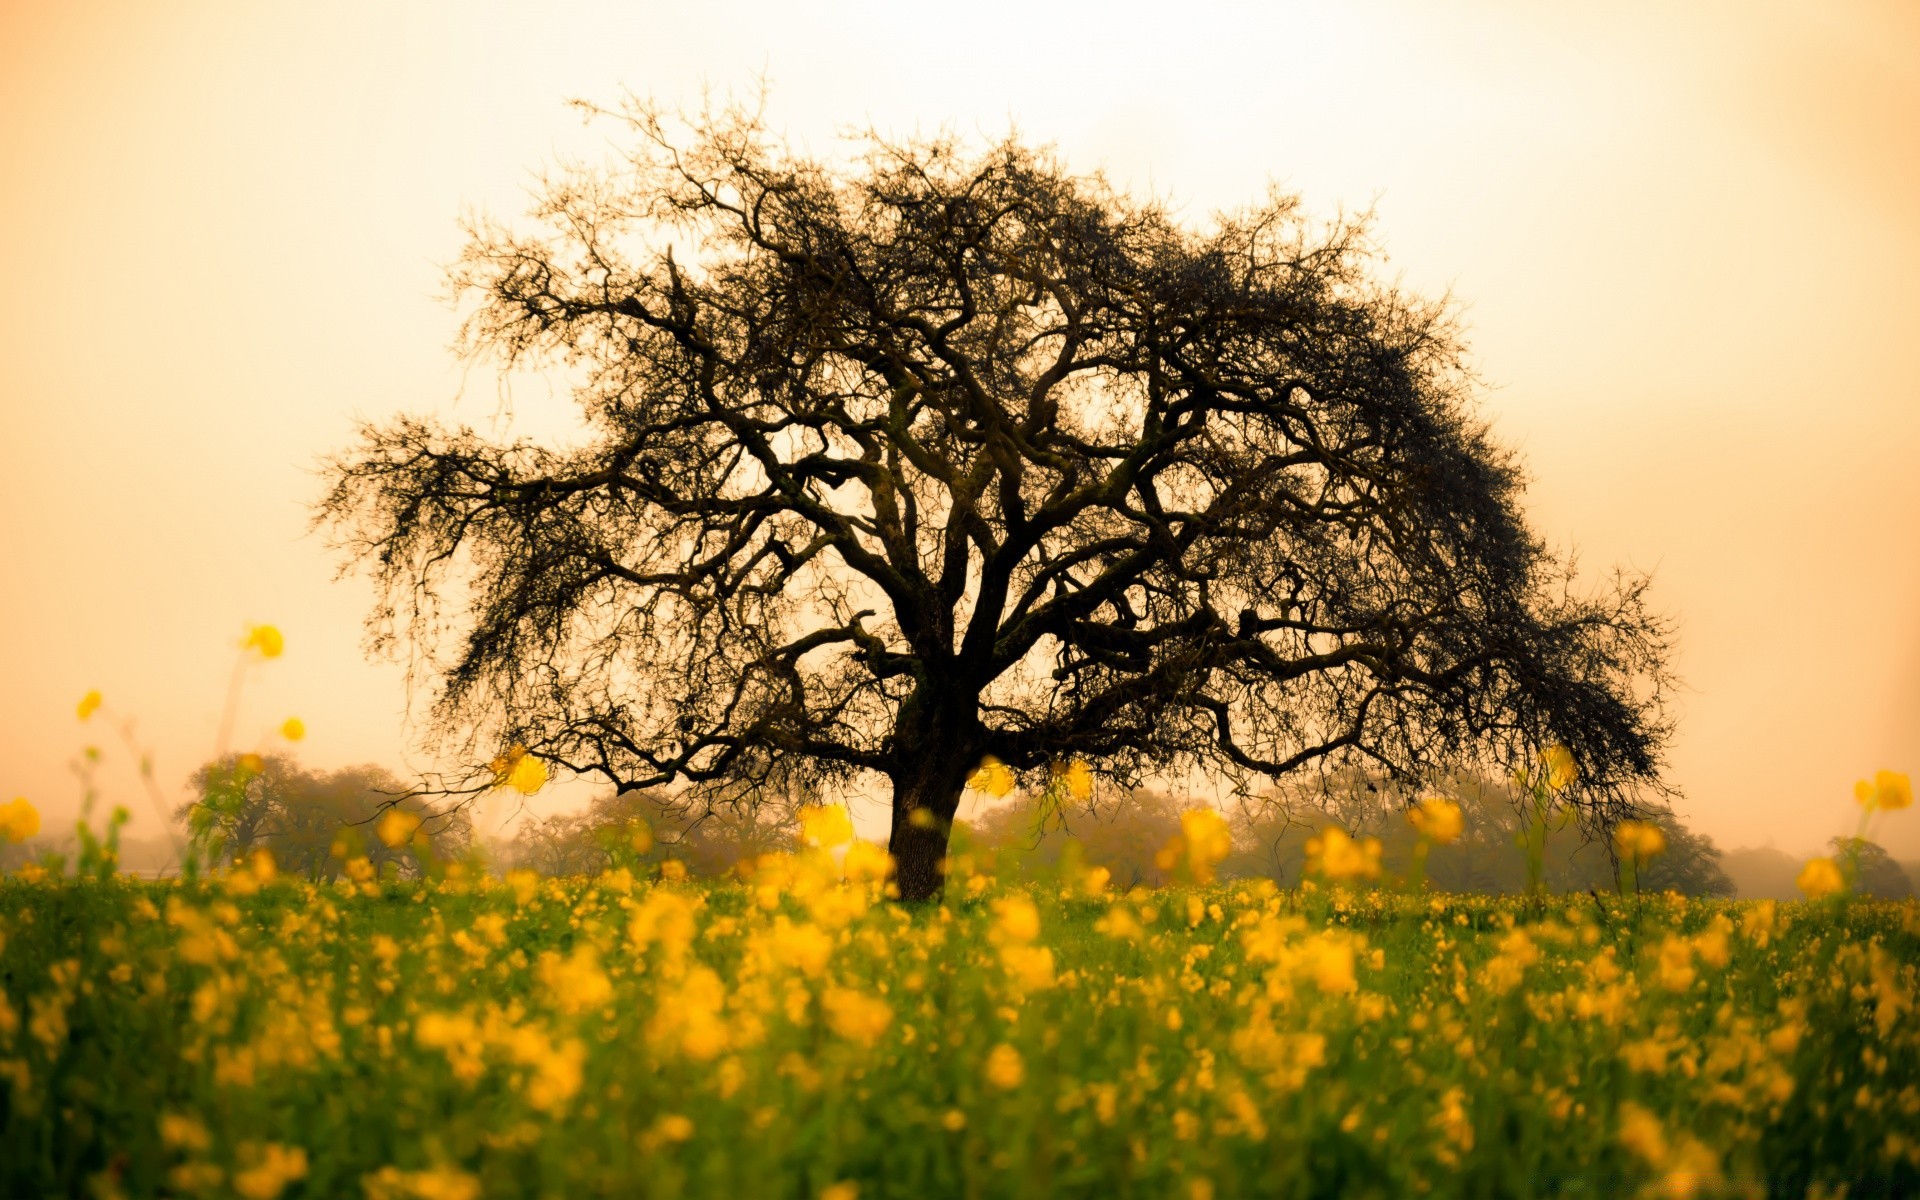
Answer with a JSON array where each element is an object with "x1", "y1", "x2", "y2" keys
[{"x1": 886, "y1": 748, "x2": 971, "y2": 904}]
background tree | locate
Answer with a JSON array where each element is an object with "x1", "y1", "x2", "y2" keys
[
  {"x1": 1830, "y1": 836, "x2": 1916, "y2": 900},
  {"x1": 498, "y1": 785, "x2": 802, "y2": 878},
  {"x1": 181, "y1": 755, "x2": 469, "y2": 880},
  {"x1": 320, "y1": 101, "x2": 1674, "y2": 900}
]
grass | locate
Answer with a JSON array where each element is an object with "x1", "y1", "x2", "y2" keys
[{"x1": 2, "y1": 854, "x2": 1916, "y2": 1199}]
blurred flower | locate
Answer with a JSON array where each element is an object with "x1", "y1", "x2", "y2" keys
[
  {"x1": 1857, "y1": 770, "x2": 1912, "y2": 812},
  {"x1": 1157, "y1": 808, "x2": 1234, "y2": 884},
  {"x1": 984, "y1": 1043, "x2": 1024, "y2": 1089},
  {"x1": 376, "y1": 808, "x2": 423, "y2": 850},
  {"x1": 76, "y1": 690, "x2": 102, "y2": 721},
  {"x1": 362, "y1": 1165, "x2": 482, "y2": 1200},
  {"x1": 799, "y1": 804, "x2": 854, "y2": 849},
  {"x1": 629, "y1": 818, "x2": 654, "y2": 855},
  {"x1": 232, "y1": 1143, "x2": 307, "y2": 1200},
  {"x1": 821, "y1": 986, "x2": 893, "y2": 1046},
  {"x1": 1051, "y1": 759, "x2": 1094, "y2": 802},
  {"x1": 842, "y1": 840, "x2": 893, "y2": 884},
  {"x1": 967, "y1": 756, "x2": 1016, "y2": 799},
  {"x1": 1614, "y1": 821, "x2": 1666, "y2": 859},
  {"x1": 820, "y1": 1185, "x2": 859, "y2": 1200},
  {"x1": 1796, "y1": 856, "x2": 1844, "y2": 900},
  {"x1": 241, "y1": 625, "x2": 285, "y2": 660},
  {"x1": 992, "y1": 895, "x2": 1042, "y2": 944},
  {"x1": 1, "y1": 797, "x2": 40, "y2": 844},
  {"x1": 1409, "y1": 794, "x2": 1463, "y2": 845},
  {"x1": 1305, "y1": 827, "x2": 1382, "y2": 883},
  {"x1": 1544, "y1": 744, "x2": 1578, "y2": 791},
  {"x1": 279, "y1": 717, "x2": 305, "y2": 742},
  {"x1": 236, "y1": 753, "x2": 266, "y2": 777}
]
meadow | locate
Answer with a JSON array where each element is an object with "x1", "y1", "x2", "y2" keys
[{"x1": 3, "y1": 837, "x2": 1916, "y2": 1199}]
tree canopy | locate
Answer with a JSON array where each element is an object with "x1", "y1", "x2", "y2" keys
[{"x1": 320, "y1": 101, "x2": 1674, "y2": 899}]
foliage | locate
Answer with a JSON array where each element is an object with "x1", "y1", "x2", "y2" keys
[
  {"x1": 498, "y1": 786, "x2": 803, "y2": 879},
  {"x1": 317, "y1": 101, "x2": 1674, "y2": 898},
  {"x1": 178, "y1": 754, "x2": 470, "y2": 882},
  {"x1": 2, "y1": 867, "x2": 1915, "y2": 1198}
]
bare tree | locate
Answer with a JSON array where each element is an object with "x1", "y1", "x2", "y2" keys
[{"x1": 318, "y1": 101, "x2": 1673, "y2": 901}]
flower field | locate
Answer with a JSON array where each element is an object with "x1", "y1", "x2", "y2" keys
[{"x1": 3, "y1": 850, "x2": 1917, "y2": 1199}]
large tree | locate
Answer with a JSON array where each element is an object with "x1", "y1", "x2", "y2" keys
[{"x1": 319, "y1": 102, "x2": 1673, "y2": 901}]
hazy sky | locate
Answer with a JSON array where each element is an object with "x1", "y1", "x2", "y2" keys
[{"x1": 2, "y1": 1, "x2": 1915, "y2": 858}]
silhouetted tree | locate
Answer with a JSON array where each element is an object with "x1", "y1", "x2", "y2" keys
[{"x1": 319, "y1": 101, "x2": 1674, "y2": 900}]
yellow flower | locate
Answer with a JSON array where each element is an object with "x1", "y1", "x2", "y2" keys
[
  {"x1": 842, "y1": 839, "x2": 893, "y2": 884},
  {"x1": 76, "y1": 690, "x2": 102, "y2": 721},
  {"x1": 241, "y1": 625, "x2": 285, "y2": 660},
  {"x1": 1614, "y1": 820, "x2": 1666, "y2": 859},
  {"x1": 991, "y1": 895, "x2": 1042, "y2": 944},
  {"x1": 799, "y1": 804, "x2": 854, "y2": 849},
  {"x1": 507, "y1": 753, "x2": 547, "y2": 795},
  {"x1": 1408, "y1": 794, "x2": 1463, "y2": 844},
  {"x1": 1051, "y1": 759, "x2": 1094, "y2": 802},
  {"x1": 279, "y1": 717, "x2": 305, "y2": 742},
  {"x1": 159, "y1": 1112, "x2": 210, "y2": 1152},
  {"x1": 967, "y1": 756, "x2": 1016, "y2": 798},
  {"x1": 375, "y1": 808, "x2": 423, "y2": 849},
  {"x1": 1797, "y1": 856, "x2": 1844, "y2": 900},
  {"x1": 231, "y1": 1143, "x2": 307, "y2": 1200},
  {"x1": 236, "y1": 753, "x2": 266, "y2": 777},
  {"x1": 629, "y1": 818, "x2": 655, "y2": 854},
  {"x1": 1, "y1": 797, "x2": 40, "y2": 844},
  {"x1": 1870, "y1": 769, "x2": 1912, "y2": 811},
  {"x1": 1544, "y1": 744, "x2": 1578, "y2": 790},
  {"x1": 821, "y1": 986, "x2": 894, "y2": 1046},
  {"x1": 984, "y1": 1043, "x2": 1024, "y2": 1089},
  {"x1": 820, "y1": 1185, "x2": 859, "y2": 1200},
  {"x1": 1304, "y1": 827, "x2": 1382, "y2": 883},
  {"x1": 363, "y1": 1165, "x2": 483, "y2": 1200}
]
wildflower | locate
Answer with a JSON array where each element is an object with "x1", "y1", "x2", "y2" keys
[
  {"x1": 159, "y1": 1112, "x2": 211, "y2": 1152},
  {"x1": 1409, "y1": 794, "x2": 1463, "y2": 844},
  {"x1": 842, "y1": 839, "x2": 893, "y2": 884},
  {"x1": 236, "y1": 753, "x2": 265, "y2": 777},
  {"x1": 984, "y1": 1043, "x2": 1024, "y2": 1089},
  {"x1": 648, "y1": 1114, "x2": 696, "y2": 1145},
  {"x1": 1614, "y1": 821, "x2": 1666, "y2": 859},
  {"x1": 279, "y1": 717, "x2": 305, "y2": 742},
  {"x1": 1, "y1": 797, "x2": 39, "y2": 844},
  {"x1": 967, "y1": 756, "x2": 1016, "y2": 798},
  {"x1": 1797, "y1": 856, "x2": 1844, "y2": 900},
  {"x1": 362, "y1": 1165, "x2": 483, "y2": 1200},
  {"x1": 538, "y1": 946, "x2": 614, "y2": 1016},
  {"x1": 821, "y1": 986, "x2": 894, "y2": 1046},
  {"x1": 799, "y1": 804, "x2": 855, "y2": 848},
  {"x1": 1856, "y1": 770, "x2": 1912, "y2": 812},
  {"x1": 76, "y1": 690, "x2": 102, "y2": 721},
  {"x1": 1051, "y1": 758, "x2": 1094, "y2": 802},
  {"x1": 1157, "y1": 808, "x2": 1234, "y2": 884},
  {"x1": 231, "y1": 1143, "x2": 307, "y2": 1200},
  {"x1": 991, "y1": 895, "x2": 1042, "y2": 944},
  {"x1": 820, "y1": 1185, "x2": 859, "y2": 1200},
  {"x1": 376, "y1": 807, "x2": 423, "y2": 849},
  {"x1": 241, "y1": 625, "x2": 284, "y2": 660},
  {"x1": 1544, "y1": 743, "x2": 1578, "y2": 790},
  {"x1": 658, "y1": 859, "x2": 688, "y2": 883},
  {"x1": 1304, "y1": 827, "x2": 1382, "y2": 883},
  {"x1": 629, "y1": 818, "x2": 654, "y2": 854}
]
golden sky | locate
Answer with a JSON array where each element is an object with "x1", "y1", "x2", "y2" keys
[{"x1": 2, "y1": 0, "x2": 1915, "y2": 857}]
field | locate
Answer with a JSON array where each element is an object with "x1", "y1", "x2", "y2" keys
[{"x1": 3, "y1": 850, "x2": 1917, "y2": 1200}]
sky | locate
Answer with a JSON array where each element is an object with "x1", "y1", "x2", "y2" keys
[{"x1": 1, "y1": 0, "x2": 1916, "y2": 859}]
